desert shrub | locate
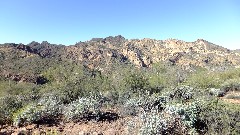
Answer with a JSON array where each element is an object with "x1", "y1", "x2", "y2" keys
[
  {"x1": 200, "y1": 99, "x2": 240, "y2": 134},
  {"x1": 13, "y1": 94, "x2": 62, "y2": 126},
  {"x1": 40, "y1": 70, "x2": 113, "y2": 104},
  {"x1": 101, "y1": 90, "x2": 119, "y2": 107},
  {"x1": 116, "y1": 91, "x2": 132, "y2": 105},
  {"x1": 165, "y1": 101, "x2": 202, "y2": 130},
  {"x1": 185, "y1": 68, "x2": 240, "y2": 89},
  {"x1": 147, "y1": 62, "x2": 184, "y2": 90},
  {"x1": 96, "y1": 62, "x2": 183, "y2": 96},
  {"x1": 141, "y1": 94, "x2": 168, "y2": 111},
  {"x1": 124, "y1": 72, "x2": 149, "y2": 93},
  {"x1": 0, "y1": 80, "x2": 38, "y2": 97},
  {"x1": 7, "y1": 82, "x2": 38, "y2": 96},
  {"x1": 209, "y1": 88, "x2": 227, "y2": 97},
  {"x1": 13, "y1": 104, "x2": 39, "y2": 126},
  {"x1": 220, "y1": 78, "x2": 240, "y2": 92},
  {"x1": 105, "y1": 64, "x2": 135, "y2": 92},
  {"x1": 79, "y1": 71, "x2": 115, "y2": 95},
  {"x1": 138, "y1": 109, "x2": 187, "y2": 135},
  {"x1": 137, "y1": 100, "x2": 204, "y2": 134},
  {"x1": 42, "y1": 63, "x2": 84, "y2": 84},
  {"x1": 167, "y1": 85, "x2": 194, "y2": 101},
  {"x1": 126, "y1": 95, "x2": 206, "y2": 134},
  {"x1": 63, "y1": 96, "x2": 101, "y2": 121},
  {"x1": 38, "y1": 80, "x2": 89, "y2": 104},
  {"x1": 218, "y1": 68, "x2": 240, "y2": 81},
  {"x1": 119, "y1": 93, "x2": 168, "y2": 117},
  {"x1": 184, "y1": 70, "x2": 220, "y2": 88},
  {"x1": 0, "y1": 81, "x2": 13, "y2": 97},
  {"x1": 0, "y1": 95, "x2": 25, "y2": 125},
  {"x1": 119, "y1": 98, "x2": 140, "y2": 117},
  {"x1": 52, "y1": 82, "x2": 88, "y2": 104}
]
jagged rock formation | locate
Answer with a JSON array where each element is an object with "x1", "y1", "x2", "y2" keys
[
  {"x1": 1, "y1": 35, "x2": 240, "y2": 83},
  {"x1": 126, "y1": 38, "x2": 240, "y2": 70}
]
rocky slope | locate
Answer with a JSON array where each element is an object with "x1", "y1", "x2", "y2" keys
[{"x1": 1, "y1": 35, "x2": 240, "y2": 83}]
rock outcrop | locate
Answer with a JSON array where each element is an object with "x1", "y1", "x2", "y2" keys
[{"x1": 1, "y1": 35, "x2": 240, "y2": 83}]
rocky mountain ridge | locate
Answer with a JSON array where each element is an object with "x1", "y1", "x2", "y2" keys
[{"x1": 1, "y1": 35, "x2": 240, "y2": 83}]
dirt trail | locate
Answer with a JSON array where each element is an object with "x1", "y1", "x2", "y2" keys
[
  {"x1": 221, "y1": 91, "x2": 240, "y2": 104},
  {"x1": 0, "y1": 117, "x2": 134, "y2": 135}
]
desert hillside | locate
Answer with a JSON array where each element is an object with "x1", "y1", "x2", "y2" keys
[
  {"x1": 1, "y1": 35, "x2": 240, "y2": 84},
  {"x1": 0, "y1": 36, "x2": 240, "y2": 135}
]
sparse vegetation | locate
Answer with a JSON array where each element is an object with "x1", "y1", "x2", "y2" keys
[{"x1": 0, "y1": 40, "x2": 240, "y2": 134}]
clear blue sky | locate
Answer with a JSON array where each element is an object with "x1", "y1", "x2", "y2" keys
[{"x1": 0, "y1": 0, "x2": 239, "y2": 49}]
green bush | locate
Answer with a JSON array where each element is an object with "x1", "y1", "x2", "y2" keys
[
  {"x1": 200, "y1": 99, "x2": 240, "y2": 134},
  {"x1": 42, "y1": 63, "x2": 84, "y2": 84},
  {"x1": 185, "y1": 68, "x2": 240, "y2": 89},
  {"x1": 147, "y1": 62, "x2": 183, "y2": 90},
  {"x1": 184, "y1": 71, "x2": 220, "y2": 88},
  {"x1": 220, "y1": 78, "x2": 240, "y2": 92},
  {"x1": 219, "y1": 68, "x2": 240, "y2": 81},
  {"x1": 0, "y1": 95, "x2": 25, "y2": 125},
  {"x1": 40, "y1": 69, "x2": 114, "y2": 103},
  {"x1": 0, "y1": 80, "x2": 37, "y2": 97},
  {"x1": 124, "y1": 72, "x2": 149, "y2": 93}
]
